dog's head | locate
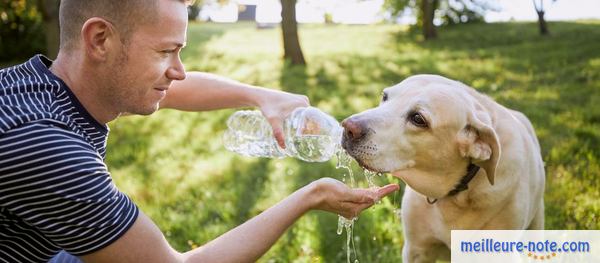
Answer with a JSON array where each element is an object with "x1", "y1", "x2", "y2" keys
[{"x1": 342, "y1": 75, "x2": 500, "y2": 198}]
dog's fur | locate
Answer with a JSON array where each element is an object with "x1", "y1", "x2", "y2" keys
[{"x1": 341, "y1": 75, "x2": 545, "y2": 263}]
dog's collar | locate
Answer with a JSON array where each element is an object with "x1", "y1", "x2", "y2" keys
[{"x1": 426, "y1": 163, "x2": 481, "y2": 205}]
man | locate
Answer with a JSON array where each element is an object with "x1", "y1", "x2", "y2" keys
[{"x1": 0, "y1": 0, "x2": 399, "y2": 262}]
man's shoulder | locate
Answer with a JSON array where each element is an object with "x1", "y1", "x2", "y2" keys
[
  {"x1": 2, "y1": 54, "x2": 107, "y2": 129},
  {"x1": 0, "y1": 103, "x2": 69, "y2": 137},
  {"x1": 0, "y1": 122, "x2": 107, "y2": 188},
  {"x1": 0, "y1": 122, "x2": 138, "y2": 262},
  {"x1": 0, "y1": 122, "x2": 97, "y2": 155},
  {"x1": 1, "y1": 56, "x2": 66, "y2": 109},
  {"x1": 1, "y1": 55, "x2": 58, "y2": 87},
  {"x1": 0, "y1": 55, "x2": 63, "y2": 108},
  {"x1": 0, "y1": 56, "x2": 81, "y2": 136}
]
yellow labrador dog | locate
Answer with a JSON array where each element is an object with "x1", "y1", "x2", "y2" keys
[{"x1": 341, "y1": 75, "x2": 545, "y2": 262}]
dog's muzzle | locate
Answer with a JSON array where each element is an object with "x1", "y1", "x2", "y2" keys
[
  {"x1": 341, "y1": 117, "x2": 369, "y2": 150},
  {"x1": 341, "y1": 117, "x2": 381, "y2": 171}
]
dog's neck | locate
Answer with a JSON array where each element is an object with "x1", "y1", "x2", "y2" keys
[{"x1": 426, "y1": 163, "x2": 480, "y2": 204}]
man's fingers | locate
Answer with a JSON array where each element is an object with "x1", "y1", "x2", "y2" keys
[
  {"x1": 346, "y1": 184, "x2": 399, "y2": 203},
  {"x1": 269, "y1": 119, "x2": 285, "y2": 149},
  {"x1": 335, "y1": 184, "x2": 399, "y2": 218},
  {"x1": 346, "y1": 189, "x2": 377, "y2": 204},
  {"x1": 375, "y1": 184, "x2": 400, "y2": 199}
]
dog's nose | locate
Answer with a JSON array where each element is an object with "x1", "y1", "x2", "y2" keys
[{"x1": 342, "y1": 118, "x2": 367, "y2": 141}]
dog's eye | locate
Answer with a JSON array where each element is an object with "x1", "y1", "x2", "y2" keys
[
  {"x1": 382, "y1": 92, "x2": 388, "y2": 102},
  {"x1": 409, "y1": 112, "x2": 428, "y2": 128}
]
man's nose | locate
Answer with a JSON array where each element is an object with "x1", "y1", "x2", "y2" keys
[
  {"x1": 167, "y1": 57, "x2": 186, "y2": 81},
  {"x1": 341, "y1": 117, "x2": 367, "y2": 141}
]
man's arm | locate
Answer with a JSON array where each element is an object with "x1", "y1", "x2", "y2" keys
[
  {"x1": 158, "y1": 71, "x2": 309, "y2": 148},
  {"x1": 80, "y1": 178, "x2": 399, "y2": 263},
  {"x1": 159, "y1": 71, "x2": 308, "y2": 112}
]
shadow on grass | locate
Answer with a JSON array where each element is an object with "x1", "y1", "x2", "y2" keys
[
  {"x1": 231, "y1": 159, "x2": 271, "y2": 224},
  {"x1": 280, "y1": 60, "x2": 309, "y2": 95},
  {"x1": 155, "y1": 157, "x2": 272, "y2": 250}
]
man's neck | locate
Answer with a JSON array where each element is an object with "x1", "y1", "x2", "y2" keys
[{"x1": 50, "y1": 52, "x2": 121, "y2": 124}]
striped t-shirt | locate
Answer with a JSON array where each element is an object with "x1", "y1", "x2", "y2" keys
[{"x1": 0, "y1": 55, "x2": 139, "y2": 262}]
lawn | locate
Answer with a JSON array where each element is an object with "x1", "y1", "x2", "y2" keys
[{"x1": 106, "y1": 21, "x2": 600, "y2": 262}]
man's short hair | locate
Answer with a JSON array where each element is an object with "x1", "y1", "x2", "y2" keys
[{"x1": 59, "y1": 0, "x2": 190, "y2": 50}]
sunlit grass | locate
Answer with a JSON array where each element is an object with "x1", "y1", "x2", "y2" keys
[{"x1": 107, "y1": 21, "x2": 600, "y2": 262}]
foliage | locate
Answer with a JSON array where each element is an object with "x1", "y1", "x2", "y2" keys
[
  {"x1": 188, "y1": 0, "x2": 204, "y2": 21},
  {"x1": 385, "y1": 0, "x2": 490, "y2": 26},
  {"x1": 438, "y1": 0, "x2": 487, "y2": 25},
  {"x1": 106, "y1": 21, "x2": 600, "y2": 262},
  {"x1": 0, "y1": 0, "x2": 45, "y2": 61}
]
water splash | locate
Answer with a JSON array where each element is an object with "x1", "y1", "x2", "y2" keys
[
  {"x1": 363, "y1": 169, "x2": 385, "y2": 204},
  {"x1": 363, "y1": 169, "x2": 378, "y2": 188},
  {"x1": 336, "y1": 216, "x2": 357, "y2": 263},
  {"x1": 336, "y1": 150, "x2": 355, "y2": 187},
  {"x1": 335, "y1": 149, "x2": 389, "y2": 263},
  {"x1": 335, "y1": 150, "x2": 359, "y2": 263}
]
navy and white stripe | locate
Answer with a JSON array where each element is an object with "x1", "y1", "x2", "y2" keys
[{"x1": 0, "y1": 55, "x2": 139, "y2": 262}]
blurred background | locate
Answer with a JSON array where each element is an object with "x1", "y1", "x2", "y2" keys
[{"x1": 1, "y1": 0, "x2": 599, "y2": 262}]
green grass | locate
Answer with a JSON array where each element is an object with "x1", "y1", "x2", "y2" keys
[{"x1": 106, "y1": 21, "x2": 600, "y2": 262}]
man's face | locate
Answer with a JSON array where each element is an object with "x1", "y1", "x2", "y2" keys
[{"x1": 107, "y1": 0, "x2": 188, "y2": 115}]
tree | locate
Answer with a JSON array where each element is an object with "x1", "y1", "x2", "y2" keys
[
  {"x1": 280, "y1": 0, "x2": 305, "y2": 65},
  {"x1": 420, "y1": 0, "x2": 438, "y2": 39},
  {"x1": 533, "y1": 0, "x2": 555, "y2": 35},
  {"x1": 188, "y1": 0, "x2": 212, "y2": 21},
  {"x1": 188, "y1": 3, "x2": 201, "y2": 21},
  {"x1": 386, "y1": 0, "x2": 491, "y2": 40},
  {"x1": 36, "y1": 0, "x2": 60, "y2": 59},
  {"x1": 0, "y1": 0, "x2": 46, "y2": 61}
]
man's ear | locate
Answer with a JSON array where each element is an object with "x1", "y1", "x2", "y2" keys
[
  {"x1": 457, "y1": 111, "x2": 501, "y2": 185},
  {"x1": 81, "y1": 17, "x2": 118, "y2": 61}
]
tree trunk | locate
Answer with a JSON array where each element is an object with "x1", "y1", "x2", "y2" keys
[
  {"x1": 537, "y1": 11, "x2": 549, "y2": 35},
  {"x1": 188, "y1": 5, "x2": 201, "y2": 21},
  {"x1": 280, "y1": 0, "x2": 305, "y2": 65},
  {"x1": 37, "y1": 0, "x2": 60, "y2": 59},
  {"x1": 421, "y1": 0, "x2": 437, "y2": 40}
]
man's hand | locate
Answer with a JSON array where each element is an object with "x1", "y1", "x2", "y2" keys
[
  {"x1": 161, "y1": 72, "x2": 309, "y2": 148},
  {"x1": 255, "y1": 89, "x2": 310, "y2": 149},
  {"x1": 307, "y1": 178, "x2": 400, "y2": 219}
]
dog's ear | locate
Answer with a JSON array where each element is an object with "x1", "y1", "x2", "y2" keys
[{"x1": 458, "y1": 111, "x2": 501, "y2": 185}]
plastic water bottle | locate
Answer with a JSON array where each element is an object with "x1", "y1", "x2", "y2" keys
[{"x1": 223, "y1": 107, "x2": 343, "y2": 162}]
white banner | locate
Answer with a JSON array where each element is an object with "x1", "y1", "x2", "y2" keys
[{"x1": 451, "y1": 230, "x2": 600, "y2": 263}]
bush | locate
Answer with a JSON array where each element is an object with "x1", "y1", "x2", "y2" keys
[{"x1": 0, "y1": 0, "x2": 45, "y2": 61}]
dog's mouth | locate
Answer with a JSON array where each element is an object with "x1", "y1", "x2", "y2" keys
[
  {"x1": 345, "y1": 148, "x2": 417, "y2": 177},
  {"x1": 342, "y1": 134, "x2": 403, "y2": 174},
  {"x1": 353, "y1": 157, "x2": 384, "y2": 173},
  {"x1": 342, "y1": 147, "x2": 389, "y2": 173}
]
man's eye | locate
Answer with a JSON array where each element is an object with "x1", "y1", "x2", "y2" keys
[{"x1": 409, "y1": 112, "x2": 428, "y2": 128}]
